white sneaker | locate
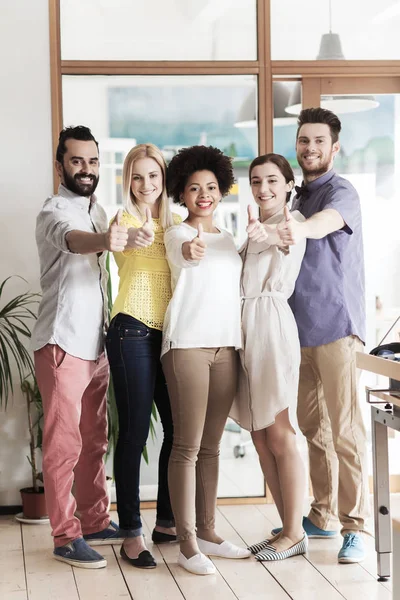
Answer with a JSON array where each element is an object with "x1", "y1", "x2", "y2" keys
[
  {"x1": 177, "y1": 552, "x2": 216, "y2": 575},
  {"x1": 197, "y1": 538, "x2": 251, "y2": 559}
]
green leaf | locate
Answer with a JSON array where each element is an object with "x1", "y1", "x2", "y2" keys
[{"x1": 0, "y1": 277, "x2": 39, "y2": 409}]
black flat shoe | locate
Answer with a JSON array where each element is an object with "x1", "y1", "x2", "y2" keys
[
  {"x1": 151, "y1": 529, "x2": 177, "y2": 544},
  {"x1": 120, "y1": 545, "x2": 157, "y2": 568}
]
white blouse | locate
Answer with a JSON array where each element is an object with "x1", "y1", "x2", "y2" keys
[{"x1": 161, "y1": 223, "x2": 242, "y2": 357}]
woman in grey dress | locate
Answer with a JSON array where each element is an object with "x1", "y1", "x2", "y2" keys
[{"x1": 230, "y1": 153, "x2": 307, "y2": 561}]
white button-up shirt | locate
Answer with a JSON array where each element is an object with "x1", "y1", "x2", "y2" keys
[{"x1": 32, "y1": 184, "x2": 109, "y2": 360}]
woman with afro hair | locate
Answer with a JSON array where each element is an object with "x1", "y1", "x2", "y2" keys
[{"x1": 161, "y1": 145, "x2": 251, "y2": 575}]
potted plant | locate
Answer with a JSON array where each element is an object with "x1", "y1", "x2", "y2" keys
[
  {"x1": 0, "y1": 276, "x2": 45, "y2": 519},
  {"x1": 19, "y1": 377, "x2": 48, "y2": 521}
]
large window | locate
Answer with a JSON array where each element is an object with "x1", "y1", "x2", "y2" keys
[
  {"x1": 60, "y1": 0, "x2": 257, "y2": 61},
  {"x1": 62, "y1": 73, "x2": 264, "y2": 499},
  {"x1": 52, "y1": 0, "x2": 400, "y2": 498}
]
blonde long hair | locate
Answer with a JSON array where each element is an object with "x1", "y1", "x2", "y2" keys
[{"x1": 122, "y1": 143, "x2": 173, "y2": 230}]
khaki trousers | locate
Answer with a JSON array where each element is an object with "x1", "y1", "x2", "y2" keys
[
  {"x1": 162, "y1": 347, "x2": 238, "y2": 541},
  {"x1": 297, "y1": 335, "x2": 370, "y2": 534}
]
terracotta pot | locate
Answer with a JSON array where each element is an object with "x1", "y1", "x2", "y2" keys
[{"x1": 20, "y1": 486, "x2": 48, "y2": 519}]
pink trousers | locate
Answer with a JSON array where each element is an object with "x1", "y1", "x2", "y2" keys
[{"x1": 34, "y1": 344, "x2": 110, "y2": 547}]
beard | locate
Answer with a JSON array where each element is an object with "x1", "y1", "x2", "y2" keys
[
  {"x1": 62, "y1": 167, "x2": 99, "y2": 197},
  {"x1": 297, "y1": 155, "x2": 332, "y2": 179}
]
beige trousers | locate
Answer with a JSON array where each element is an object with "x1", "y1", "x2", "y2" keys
[
  {"x1": 161, "y1": 347, "x2": 238, "y2": 541},
  {"x1": 297, "y1": 335, "x2": 370, "y2": 534}
]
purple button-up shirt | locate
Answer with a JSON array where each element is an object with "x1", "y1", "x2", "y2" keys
[{"x1": 289, "y1": 170, "x2": 365, "y2": 348}]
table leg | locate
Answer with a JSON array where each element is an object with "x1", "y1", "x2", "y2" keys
[{"x1": 371, "y1": 406, "x2": 391, "y2": 581}]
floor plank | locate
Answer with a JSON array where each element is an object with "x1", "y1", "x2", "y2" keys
[
  {"x1": 220, "y1": 504, "x2": 344, "y2": 600},
  {"x1": 72, "y1": 543, "x2": 130, "y2": 599},
  {"x1": 2, "y1": 500, "x2": 396, "y2": 600},
  {"x1": 359, "y1": 534, "x2": 392, "y2": 592},
  {"x1": 142, "y1": 509, "x2": 239, "y2": 600},
  {"x1": 114, "y1": 510, "x2": 184, "y2": 600},
  {"x1": 0, "y1": 515, "x2": 27, "y2": 600},
  {"x1": 213, "y1": 508, "x2": 291, "y2": 599},
  {"x1": 21, "y1": 521, "x2": 79, "y2": 600},
  {"x1": 257, "y1": 503, "x2": 392, "y2": 600}
]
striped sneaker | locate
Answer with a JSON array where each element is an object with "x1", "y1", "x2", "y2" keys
[
  {"x1": 255, "y1": 535, "x2": 308, "y2": 561},
  {"x1": 248, "y1": 538, "x2": 274, "y2": 555}
]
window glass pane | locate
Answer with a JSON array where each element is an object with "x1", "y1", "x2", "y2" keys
[
  {"x1": 271, "y1": 0, "x2": 400, "y2": 60},
  {"x1": 273, "y1": 81, "x2": 302, "y2": 177},
  {"x1": 63, "y1": 74, "x2": 258, "y2": 245},
  {"x1": 60, "y1": 0, "x2": 257, "y2": 60},
  {"x1": 62, "y1": 74, "x2": 263, "y2": 499}
]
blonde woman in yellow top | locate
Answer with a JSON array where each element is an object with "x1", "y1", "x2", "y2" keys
[{"x1": 106, "y1": 143, "x2": 180, "y2": 569}]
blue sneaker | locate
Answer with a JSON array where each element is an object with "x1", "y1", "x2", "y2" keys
[
  {"x1": 271, "y1": 516, "x2": 338, "y2": 539},
  {"x1": 83, "y1": 520, "x2": 125, "y2": 546},
  {"x1": 54, "y1": 538, "x2": 107, "y2": 569},
  {"x1": 338, "y1": 533, "x2": 365, "y2": 563}
]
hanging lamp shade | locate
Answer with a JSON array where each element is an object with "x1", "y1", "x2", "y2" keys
[
  {"x1": 234, "y1": 88, "x2": 256, "y2": 128},
  {"x1": 285, "y1": 88, "x2": 380, "y2": 116},
  {"x1": 316, "y1": 32, "x2": 345, "y2": 60},
  {"x1": 285, "y1": 31, "x2": 379, "y2": 116},
  {"x1": 235, "y1": 82, "x2": 297, "y2": 128}
]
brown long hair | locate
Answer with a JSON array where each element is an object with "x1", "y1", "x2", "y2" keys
[{"x1": 249, "y1": 153, "x2": 294, "y2": 203}]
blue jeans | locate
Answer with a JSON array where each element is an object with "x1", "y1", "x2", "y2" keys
[{"x1": 106, "y1": 313, "x2": 174, "y2": 535}]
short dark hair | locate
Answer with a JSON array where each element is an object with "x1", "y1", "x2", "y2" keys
[
  {"x1": 167, "y1": 145, "x2": 235, "y2": 203},
  {"x1": 296, "y1": 107, "x2": 341, "y2": 143},
  {"x1": 249, "y1": 153, "x2": 295, "y2": 203},
  {"x1": 56, "y1": 125, "x2": 99, "y2": 164}
]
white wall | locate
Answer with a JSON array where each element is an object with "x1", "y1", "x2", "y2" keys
[{"x1": 0, "y1": 0, "x2": 53, "y2": 505}]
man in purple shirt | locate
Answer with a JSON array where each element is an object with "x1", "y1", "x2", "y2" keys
[{"x1": 278, "y1": 108, "x2": 369, "y2": 564}]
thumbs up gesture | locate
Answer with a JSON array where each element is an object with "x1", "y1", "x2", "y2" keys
[
  {"x1": 182, "y1": 223, "x2": 207, "y2": 261},
  {"x1": 127, "y1": 206, "x2": 155, "y2": 248},
  {"x1": 277, "y1": 206, "x2": 302, "y2": 245},
  {"x1": 246, "y1": 204, "x2": 269, "y2": 243},
  {"x1": 106, "y1": 209, "x2": 128, "y2": 252}
]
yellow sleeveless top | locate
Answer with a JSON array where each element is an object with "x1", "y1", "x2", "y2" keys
[{"x1": 111, "y1": 211, "x2": 182, "y2": 330}]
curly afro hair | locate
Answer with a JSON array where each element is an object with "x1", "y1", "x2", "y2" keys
[{"x1": 167, "y1": 145, "x2": 235, "y2": 204}]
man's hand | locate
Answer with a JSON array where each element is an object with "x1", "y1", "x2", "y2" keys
[
  {"x1": 277, "y1": 206, "x2": 305, "y2": 246},
  {"x1": 127, "y1": 207, "x2": 155, "y2": 248},
  {"x1": 246, "y1": 204, "x2": 269, "y2": 243},
  {"x1": 182, "y1": 223, "x2": 207, "y2": 261},
  {"x1": 106, "y1": 209, "x2": 128, "y2": 252}
]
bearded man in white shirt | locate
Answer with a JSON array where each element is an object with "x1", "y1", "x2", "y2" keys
[{"x1": 32, "y1": 126, "x2": 128, "y2": 569}]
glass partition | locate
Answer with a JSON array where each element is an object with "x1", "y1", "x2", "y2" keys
[
  {"x1": 60, "y1": 0, "x2": 257, "y2": 60},
  {"x1": 271, "y1": 0, "x2": 400, "y2": 60}
]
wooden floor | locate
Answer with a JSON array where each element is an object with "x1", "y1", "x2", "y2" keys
[{"x1": 0, "y1": 503, "x2": 393, "y2": 600}]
